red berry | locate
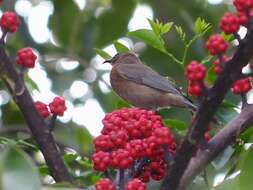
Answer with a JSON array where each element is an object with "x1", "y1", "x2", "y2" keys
[
  {"x1": 126, "y1": 178, "x2": 146, "y2": 190},
  {"x1": 94, "y1": 135, "x2": 113, "y2": 152},
  {"x1": 49, "y1": 96, "x2": 67, "y2": 116},
  {"x1": 204, "y1": 132, "x2": 212, "y2": 141},
  {"x1": 92, "y1": 151, "x2": 111, "y2": 171},
  {"x1": 16, "y1": 47, "x2": 37, "y2": 68},
  {"x1": 109, "y1": 130, "x2": 129, "y2": 148},
  {"x1": 96, "y1": 178, "x2": 116, "y2": 190},
  {"x1": 206, "y1": 34, "x2": 229, "y2": 55},
  {"x1": 232, "y1": 78, "x2": 252, "y2": 94},
  {"x1": 125, "y1": 139, "x2": 146, "y2": 159},
  {"x1": 237, "y1": 11, "x2": 249, "y2": 26},
  {"x1": 152, "y1": 127, "x2": 174, "y2": 146},
  {"x1": 188, "y1": 81, "x2": 203, "y2": 97},
  {"x1": 0, "y1": 11, "x2": 20, "y2": 33},
  {"x1": 185, "y1": 61, "x2": 206, "y2": 81},
  {"x1": 213, "y1": 55, "x2": 230, "y2": 75},
  {"x1": 220, "y1": 12, "x2": 240, "y2": 34},
  {"x1": 150, "y1": 160, "x2": 166, "y2": 181},
  {"x1": 35, "y1": 101, "x2": 50, "y2": 118},
  {"x1": 111, "y1": 149, "x2": 133, "y2": 169},
  {"x1": 234, "y1": 0, "x2": 253, "y2": 12}
]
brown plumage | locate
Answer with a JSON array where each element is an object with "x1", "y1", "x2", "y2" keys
[{"x1": 104, "y1": 52, "x2": 196, "y2": 111}]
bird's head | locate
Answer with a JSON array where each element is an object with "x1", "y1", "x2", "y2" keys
[{"x1": 103, "y1": 52, "x2": 139, "y2": 65}]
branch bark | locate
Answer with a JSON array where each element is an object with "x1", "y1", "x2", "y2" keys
[
  {"x1": 160, "y1": 24, "x2": 253, "y2": 190},
  {"x1": 179, "y1": 104, "x2": 253, "y2": 189},
  {"x1": 0, "y1": 43, "x2": 71, "y2": 182}
]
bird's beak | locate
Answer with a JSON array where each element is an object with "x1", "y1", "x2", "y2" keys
[{"x1": 103, "y1": 59, "x2": 112, "y2": 64}]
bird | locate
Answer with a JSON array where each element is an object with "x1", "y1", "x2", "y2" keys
[{"x1": 103, "y1": 52, "x2": 197, "y2": 112}]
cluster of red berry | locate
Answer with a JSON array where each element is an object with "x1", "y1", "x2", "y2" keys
[
  {"x1": 187, "y1": 0, "x2": 253, "y2": 98},
  {"x1": 96, "y1": 178, "x2": 146, "y2": 190},
  {"x1": 185, "y1": 61, "x2": 206, "y2": 97},
  {"x1": 92, "y1": 108, "x2": 176, "y2": 190},
  {"x1": 16, "y1": 47, "x2": 37, "y2": 68},
  {"x1": 0, "y1": 11, "x2": 68, "y2": 118},
  {"x1": 234, "y1": 0, "x2": 253, "y2": 26},
  {"x1": 35, "y1": 96, "x2": 67, "y2": 118},
  {"x1": 0, "y1": 12, "x2": 37, "y2": 69},
  {"x1": 0, "y1": 11, "x2": 20, "y2": 33}
]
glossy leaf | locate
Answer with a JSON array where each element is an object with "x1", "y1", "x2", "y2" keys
[
  {"x1": 113, "y1": 41, "x2": 130, "y2": 53},
  {"x1": 95, "y1": 48, "x2": 112, "y2": 60},
  {"x1": 128, "y1": 29, "x2": 166, "y2": 53},
  {"x1": 164, "y1": 119, "x2": 187, "y2": 131},
  {"x1": 0, "y1": 146, "x2": 42, "y2": 190}
]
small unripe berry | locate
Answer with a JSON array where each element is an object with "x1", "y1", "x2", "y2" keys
[
  {"x1": 16, "y1": 47, "x2": 37, "y2": 68},
  {"x1": 35, "y1": 101, "x2": 50, "y2": 118},
  {"x1": 0, "y1": 11, "x2": 20, "y2": 33},
  {"x1": 49, "y1": 96, "x2": 67, "y2": 116},
  {"x1": 206, "y1": 34, "x2": 229, "y2": 55},
  {"x1": 95, "y1": 178, "x2": 116, "y2": 190},
  {"x1": 220, "y1": 12, "x2": 240, "y2": 34}
]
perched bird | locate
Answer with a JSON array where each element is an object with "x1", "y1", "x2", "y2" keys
[{"x1": 104, "y1": 52, "x2": 196, "y2": 111}]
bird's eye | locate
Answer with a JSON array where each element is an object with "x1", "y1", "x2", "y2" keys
[{"x1": 111, "y1": 53, "x2": 120, "y2": 63}]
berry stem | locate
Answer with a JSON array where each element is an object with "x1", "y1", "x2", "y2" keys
[
  {"x1": 49, "y1": 114, "x2": 57, "y2": 131},
  {"x1": 104, "y1": 170, "x2": 113, "y2": 180},
  {"x1": 118, "y1": 169, "x2": 125, "y2": 190},
  {"x1": 19, "y1": 67, "x2": 26, "y2": 82},
  {"x1": 218, "y1": 54, "x2": 225, "y2": 69},
  {"x1": 0, "y1": 30, "x2": 7, "y2": 45},
  {"x1": 241, "y1": 93, "x2": 248, "y2": 109}
]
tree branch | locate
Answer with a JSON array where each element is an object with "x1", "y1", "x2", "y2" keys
[
  {"x1": 0, "y1": 44, "x2": 71, "y2": 182},
  {"x1": 178, "y1": 104, "x2": 253, "y2": 189},
  {"x1": 160, "y1": 23, "x2": 253, "y2": 190}
]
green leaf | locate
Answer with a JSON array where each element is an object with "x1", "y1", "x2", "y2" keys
[
  {"x1": 174, "y1": 25, "x2": 186, "y2": 42},
  {"x1": 50, "y1": 0, "x2": 83, "y2": 49},
  {"x1": 161, "y1": 22, "x2": 173, "y2": 35},
  {"x1": 39, "y1": 165, "x2": 50, "y2": 176},
  {"x1": 94, "y1": 48, "x2": 112, "y2": 60},
  {"x1": 63, "y1": 153, "x2": 78, "y2": 164},
  {"x1": 221, "y1": 32, "x2": 235, "y2": 42},
  {"x1": 148, "y1": 19, "x2": 160, "y2": 35},
  {"x1": 95, "y1": 0, "x2": 137, "y2": 47},
  {"x1": 239, "y1": 146, "x2": 253, "y2": 190},
  {"x1": 0, "y1": 146, "x2": 42, "y2": 190},
  {"x1": 164, "y1": 119, "x2": 187, "y2": 131},
  {"x1": 116, "y1": 99, "x2": 131, "y2": 109},
  {"x1": 214, "y1": 178, "x2": 239, "y2": 190},
  {"x1": 206, "y1": 65, "x2": 217, "y2": 85},
  {"x1": 194, "y1": 18, "x2": 212, "y2": 35},
  {"x1": 24, "y1": 74, "x2": 39, "y2": 91},
  {"x1": 113, "y1": 41, "x2": 130, "y2": 53},
  {"x1": 128, "y1": 29, "x2": 166, "y2": 53}
]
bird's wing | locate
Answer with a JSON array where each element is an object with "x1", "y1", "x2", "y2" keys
[{"x1": 115, "y1": 63, "x2": 182, "y2": 95}]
